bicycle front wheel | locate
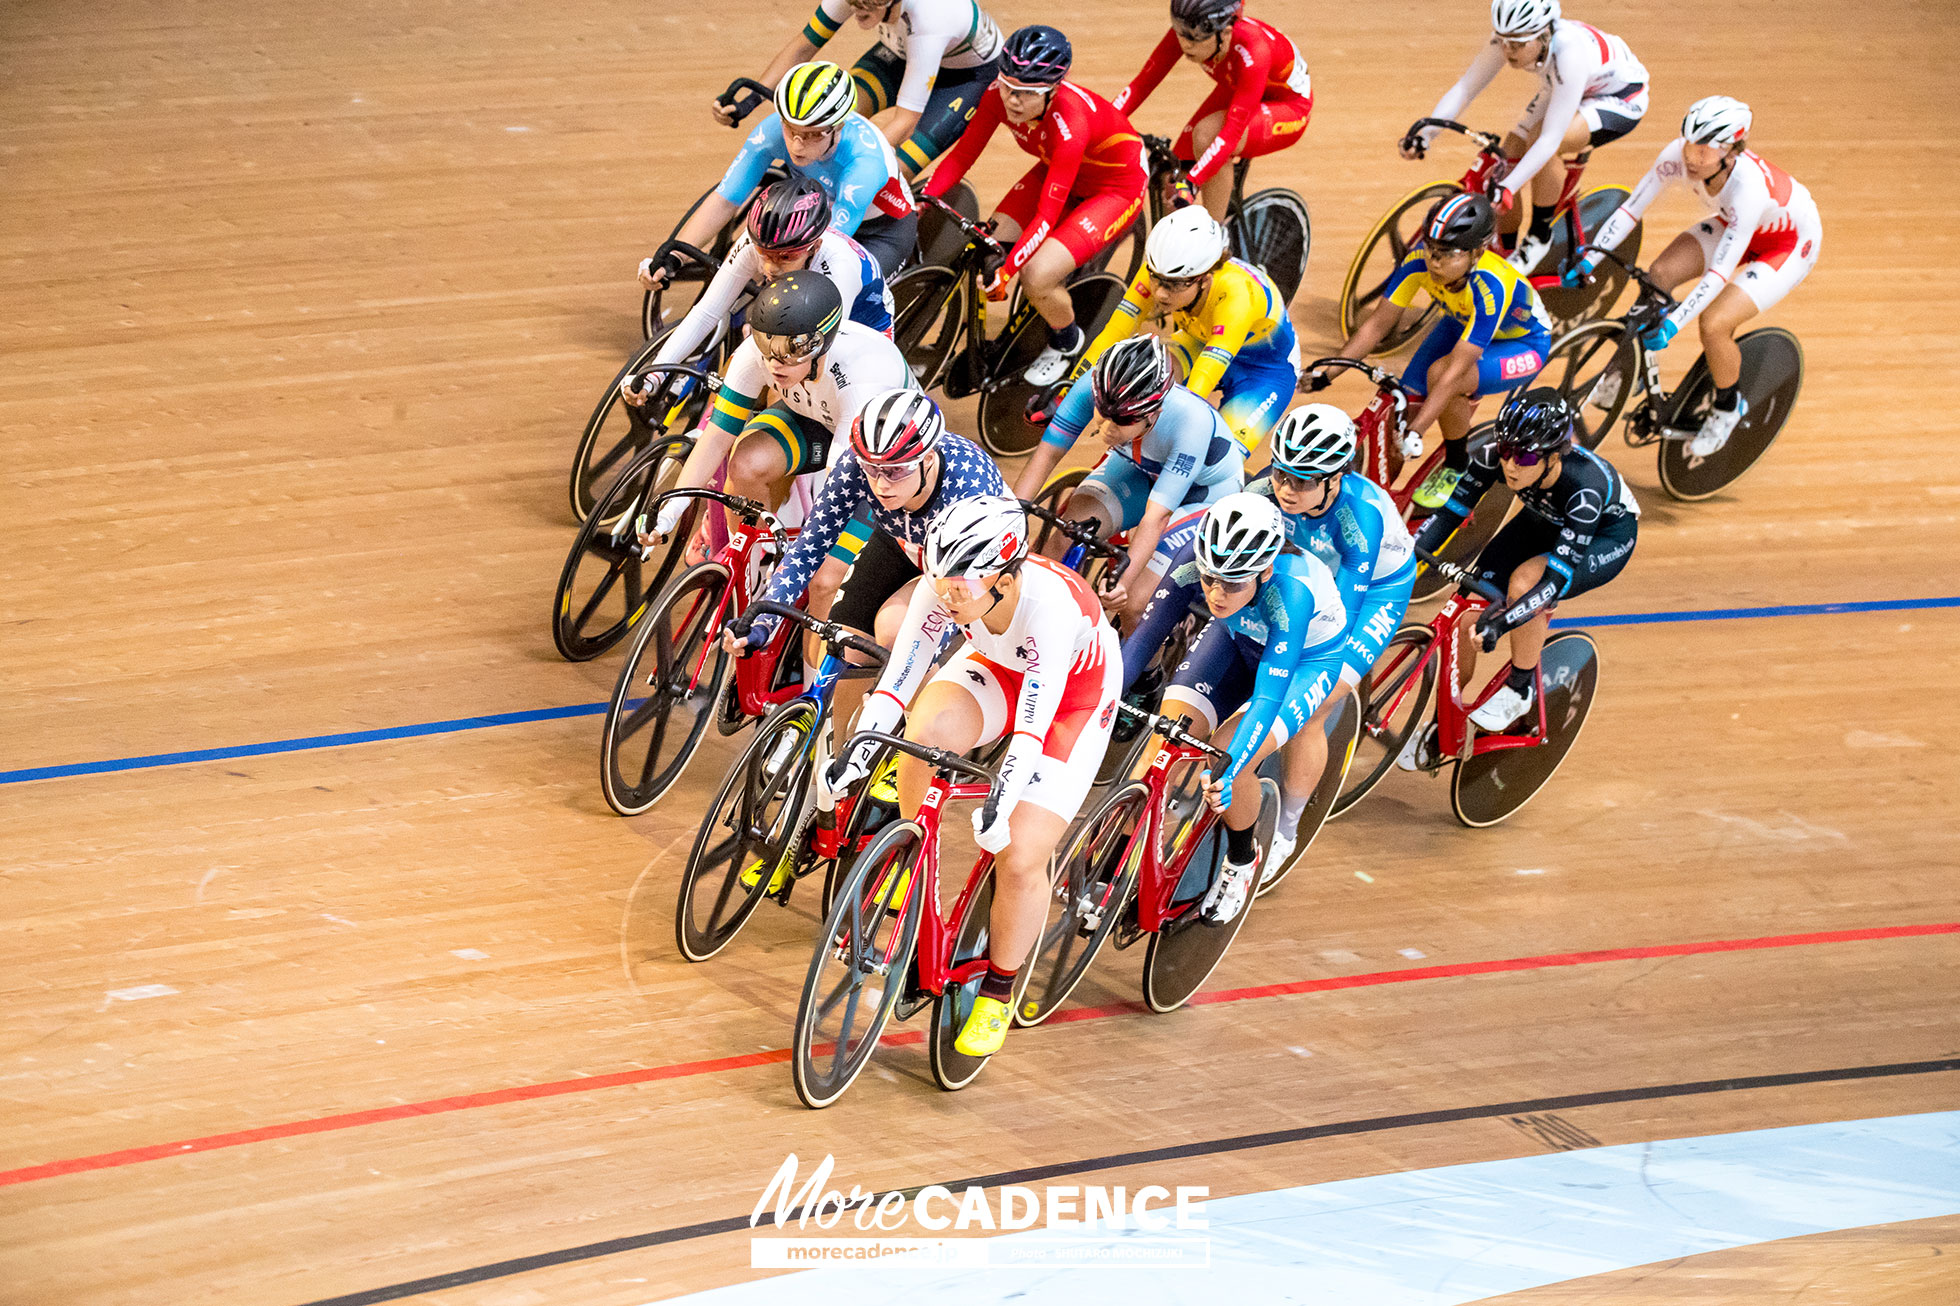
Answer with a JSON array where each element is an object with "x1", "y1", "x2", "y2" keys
[
  {"x1": 551, "y1": 438, "x2": 693, "y2": 661},
  {"x1": 598, "y1": 561, "x2": 733, "y2": 816},
  {"x1": 1015, "y1": 781, "x2": 1149, "y2": 1027},
  {"x1": 928, "y1": 861, "x2": 998, "y2": 1092},
  {"x1": 1140, "y1": 778, "x2": 1275, "y2": 1013},
  {"x1": 1331, "y1": 623, "x2": 1440, "y2": 819},
  {"x1": 1541, "y1": 320, "x2": 1635, "y2": 450},
  {"x1": 888, "y1": 263, "x2": 967, "y2": 390},
  {"x1": 1657, "y1": 327, "x2": 1804, "y2": 501},
  {"x1": 1256, "y1": 694, "x2": 1359, "y2": 897},
  {"x1": 791, "y1": 820, "x2": 927, "y2": 1109},
  {"x1": 977, "y1": 271, "x2": 1129, "y2": 457},
  {"x1": 569, "y1": 347, "x2": 714, "y2": 523},
  {"x1": 1451, "y1": 630, "x2": 1599, "y2": 828},
  {"x1": 674, "y1": 699, "x2": 818, "y2": 963},
  {"x1": 1235, "y1": 186, "x2": 1311, "y2": 305},
  {"x1": 1338, "y1": 181, "x2": 1456, "y2": 349},
  {"x1": 1535, "y1": 187, "x2": 1641, "y2": 334}
]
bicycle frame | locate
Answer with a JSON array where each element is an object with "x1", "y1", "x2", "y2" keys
[
  {"x1": 1375, "y1": 588, "x2": 1555, "y2": 761},
  {"x1": 894, "y1": 776, "x2": 999, "y2": 997},
  {"x1": 1309, "y1": 355, "x2": 1442, "y2": 516},
  {"x1": 916, "y1": 194, "x2": 1054, "y2": 395},
  {"x1": 1409, "y1": 117, "x2": 1599, "y2": 292},
  {"x1": 1130, "y1": 739, "x2": 1226, "y2": 935}
]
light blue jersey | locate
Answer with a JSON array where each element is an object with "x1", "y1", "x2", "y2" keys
[{"x1": 717, "y1": 113, "x2": 915, "y2": 237}]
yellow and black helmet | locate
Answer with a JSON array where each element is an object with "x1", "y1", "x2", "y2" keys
[{"x1": 775, "y1": 61, "x2": 857, "y2": 131}]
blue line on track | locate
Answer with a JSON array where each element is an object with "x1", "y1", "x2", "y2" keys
[{"x1": 7, "y1": 594, "x2": 1957, "y2": 787}]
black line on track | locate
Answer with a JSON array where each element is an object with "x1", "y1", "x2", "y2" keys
[{"x1": 297, "y1": 1056, "x2": 1959, "y2": 1305}]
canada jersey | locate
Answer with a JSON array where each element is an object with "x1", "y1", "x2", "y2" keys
[
  {"x1": 1385, "y1": 248, "x2": 1549, "y2": 348},
  {"x1": 718, "y1": 113, "x2": 917, "y2": 234}
]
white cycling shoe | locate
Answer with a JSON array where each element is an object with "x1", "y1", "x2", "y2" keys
[
  {"x1": 1470, "y1": 681, "x2": 1535, "y2": 732},
  {"x1": 1023, "y1": 330, "x2": 1085, "y2": 387},
  {"x1": 1508, "y1": 230, "x2": 1553, "y2": 274},
  {"x1": 1203, "y1": 848, "x2": 1260, "y2": 923},
  {"x1": 1588, "y1": 367, "x2": 1623, "y2": 410},
  {"x1": 1397, "y1": 721, "x2": 1441, "y2": 772},
  {"x1": 1258, "y1": 828, "x2": 1296, "y2": 891},
  {"x1": 1688, "y1": 395, "x2": 1748, "y2": 458}
]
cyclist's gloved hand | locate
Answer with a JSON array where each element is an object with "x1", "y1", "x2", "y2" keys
[
  {"x1": 638, "y1": 249, "x2": 683, "y2": 290},
  {"x1": 1474, "y1": 606, "x2": 1509, "y2": 654},
  {"x1": 1561, "y1": 254, "x2": 1601, "y2": 289},
  {"x1": 971, "y1": 797, "x2": 1011, "y2": 855},
  {"x1": 1168, "y1": 176, "x2": 1199, "y2": 210},
  {"x1": 1397, "y1": 426, "x2": 1425, "y2": 460},
  {"x1": 1492, "y1": 187, "x2": 1517, "y2": 216},
  {"x1": 639, "y1": 495, "x2": 689, "y2": 540},
  {"x1": 1303, "y1": 369, "x2": 1333, "y2": 394},
  {"x1": 1642, "y1": 318, "x2": 1680, "y2": 352}
]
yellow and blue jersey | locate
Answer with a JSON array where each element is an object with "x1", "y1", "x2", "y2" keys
[{"x1": 1384, "y1": 248, "x2": 1550, "y2": 351}]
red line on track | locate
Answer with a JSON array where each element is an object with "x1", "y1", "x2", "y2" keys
[{"x1": 3, "y1": 921, "x2": 1951, "y2": 1189}]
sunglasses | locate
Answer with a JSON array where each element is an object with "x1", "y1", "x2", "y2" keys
[
  {"x1": 1151, "y1": 272, "x2": 1206, "y2": 293},
  {"x1": 1172, "y1": 20, "x2": 1228, "y2": 41},
  {"x1": 1496, "y1": 442, "x2": 1554, "y2": 466},
  {"x1": 997, "y1": 78, "x2": 1052, "y2": 98},
  {"x1": 862, "y1": 458, "x2": 925, "y2": 484},
  {"x1": 1272, "y1": 467, "x2": 1338, "y2": 492},
  {"x1": 1195, "y1": 568, "x2": 1254, "y2": 594}
]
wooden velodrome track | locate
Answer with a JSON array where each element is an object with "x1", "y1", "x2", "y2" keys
[{"x1": 3, "y1": 0, "x2": 1957, "y2": 1301}]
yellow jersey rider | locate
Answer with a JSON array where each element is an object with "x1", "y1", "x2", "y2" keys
[
  {"x1": 1064, "y1": 206, "x2": 1299, "y2": 456},
  {"x1": 1313, "y1": 191, "x2": 1550, "y2": 508}
]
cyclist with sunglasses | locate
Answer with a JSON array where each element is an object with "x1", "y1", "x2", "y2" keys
[
  {"x1": 921, "y1": 25, "x2": 1147, "y2": 386},
  {"x1": 1407, "y1": 0, "x2": 1648, "y2": 274},
  {"x1": 649, "y1": 60, "x2": 918, "y2": 285},
  {"x1": 1312, "y1": 192, "x2": 1550, "y2": 513},
  {"x1": 1120, "y1": 493, "x2": 1349, "y2": 921},
  {"x1": 729, "y1": 0, "x2": 1004, "y2": 179},
  {"x1": 827, "y1": 496, "x2": 1124, "y2": 1058},
  {"x1": 1071, "y1": 206, "x2": 1299, "y2": 458},
  {"x1": 1112, "y1": 0, "x2": 1312, "y2": 219},
  {"x1": 1404, "y1": 388, "x2": 1637, "y2": 757},
  {"x1": 1013, "y1": 335, "x2": 1243, "y2": 624}
]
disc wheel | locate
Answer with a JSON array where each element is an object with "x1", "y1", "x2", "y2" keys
[
  {"x1": 1235, "y1": 186, "x2": 1311, "y2": 305},
  {"x1": 551, "y1": 438, "x2": 694, "y2": 661},
  {"x1": 1534, "y1": 187, "x2": 1642, "y2": 334},
  {"x1": 1014, "y1": 781, "x2": 1149, "y2": 1027},
  {"x1": 674, "y1": 699, "x2": 817, "y2": 962},
  {"x1": 1255, "y1": 693, "x2": 1360, "y2": 897},
  {"x1": 914, "y1": 180, "x2": 979, "y2": 270},
  {"x1": 1140, "y1": 778, "x2": 1275, "y2": 1013},
  {"x1": 888, "y1": 263, "x2": 967, "y2": 391},
  {"x1": 1541, "y1": 320, "x2": 1636, "y2": 450},
  {"x1": 1657, "y1": 328, "x2": 1803, "y2": 501},
  {"x1": 598, "y1": 561, "x2": 733, "y2": 816},
  {"x1": 1338, "y1": 181, "x2": 1457, "y2": 350},
  {"x1": 1331, "y1": 623, "x2": 1440, "y2": 819},
  {"x1": 927, "y1": 862, "x2": 998, "y2": 1092},
  {"x1": 977, "y1": 271, "x2": 1128, "y2": 458},
  {"x1": 569, "y1": 350, "x2": 714, "y2": 523},
  {"x1": 790, "y1": 820, "x2": 926, "y2": 1109},
  {"x1": 1450, "y1": 630, "x2": 1599, "y2": 827}
]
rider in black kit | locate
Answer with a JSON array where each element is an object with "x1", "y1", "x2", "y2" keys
[{"x1": 1407, "y1": 387, "x2": 1638, "y2": 748}]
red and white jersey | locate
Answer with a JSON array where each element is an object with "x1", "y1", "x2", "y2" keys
[{"x1": 1595, "y1": 137, "x2": 1822, "y2": 326}]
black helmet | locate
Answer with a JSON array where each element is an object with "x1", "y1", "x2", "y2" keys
[
  {"x1": 746, "y1": 177, "x2": 833, "y2": 256},
  {"x1": 1091, "y1": 335, "x2": 1177, "y2": 423},
  {"x1": 1494, "y1": 387, "x2": 1576, "y2": 454},
  {"x1": 749, "y1": 270, "x2": 843, "y2": 364},
  {"x1": 1170, "y1": 0, "x2": 1242, "y2": 36},
  {"x1": 1423, "y1": 192, "x2": 1497, "y2": 251},
  {"x1": 999, "y1": 25, "x2": 1072, "y2": 86}
]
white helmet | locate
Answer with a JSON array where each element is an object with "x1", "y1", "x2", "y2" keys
[
  {"x1": 1269, "y1": 404, "x2": 1358, "y2": 477},
  {"x1": 1681, "y1": 95, "x2": 1752, "y2": 148},
  {"x1": 1144, "y1": 207, "x2": 1229, "y2": 281},
  {"x1": 925, "y1": 495, "x2": 1029, "y2": 582},
  {"x1": 1490, "y1": 0, "x2": 1558, "y2": 38},
  {"x1": 1195, "y1": 493, "x2": 1286, "y2": 582}
]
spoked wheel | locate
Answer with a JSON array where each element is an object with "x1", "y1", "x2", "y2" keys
[
  {"x1": 569, "y1": 351, "x2": 715, "y2": 523},
  {"x1": 1657, "y1": 327, "x2": 1804, "y2": 501},
  {"x1": 1255, "y1": 693, "x2": 1360, "y2": 897},
  {"x1": 915, "y1": 180, "x2": 979, "y2": 270},
  {"x1": 977, "y1": 271, "x2": 1128, "y2": 457},
  {"x1": 598, "y1": 561, "x2": 734, "y2": 816},
  {"x1": 1014, "y1": 781, "x2": 1149, "y2": 1027},
  {"x1": 927, "y1": 863, "x2": 997, "y2": 1092},
  {"x1": 640, "y1": 182, "x2": 755, "y2": 339},
  {"x1": 888, "y1": 263, "x2": 968, "y2": 391},
  {"x1": 1408, "y1": 422, "x2": 1511, "y2": 604},
  {"x1": 1331, "y1": 623, "x2": 1440, "y2": 819},
  {"x1": 1541, "y1": 320, "x2": 1636, "y2": 450},
  {"x1": 1141, "y1": 778, "x2": 1275, "y2": 1013},
  {"x1": 790, "y1": 820, "x2": 927, "y2": 1109},
  {"x1": 552, "y1": 438, "x2": 695, "y2": 661},
  {"x1": 1235, "y1": 187, "x2": 1311, "y2": 305},
  {"x1": 1338, "y1": 181, "x2": 1457, "y2": 350},
  {"x1": 1534, "y1": 187, "x2": 1642, "y2": 334},
  {"x1": 674, "y1": 699, "x2": 817, "y2": 963},
  {"x1": 1450, "y1": 630, "x2": 1600, "y2": 827}
]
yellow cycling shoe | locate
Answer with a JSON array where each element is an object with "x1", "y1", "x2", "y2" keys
[
  {"x1": 739, "y1": 848, "x2": 795, "y2": 895},
  {"x1": 953, "y1": 995, "x2": 1011, "y2": 1057},
  {"x1": 867, "y1": 754, "x2": 901, "y2": 805}
]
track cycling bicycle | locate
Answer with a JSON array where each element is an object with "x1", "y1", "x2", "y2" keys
[
  {"x1": 1540, "y1": 245, "x2": 1805, "y2": 501},
  {"x1": 1338, "y1": 117, "x2": 1643, "y2": 352}
]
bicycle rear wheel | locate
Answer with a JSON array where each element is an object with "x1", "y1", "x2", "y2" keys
[
  {"x1": 928, "y1": 862, "x2": 998, "y2": 1091},
  {"x1": 674, "y1": 699, "x2": 817, "y2": 962},
  {"x1": 1255, "y1": 693, "x2": 1359, "y2": 897},
  {"x1": 1235, "y1": 187, "x2": 1311, "y2": 304},
  {"x1": 1450, "y1": 630, "x2": 1599, "y2": 827},
  {"x1": 888, "y1": 263, "x2": 967, "y2": 391},
  {"x1": 598, "y1": 561, "x2": 733, "y2": 816},
  {"x1": 1541, "y1": 320, "x2": 1636, "y2": 450},
  {"x1": 791, "y1": 821, "x2": 927, "y2": 1109},
  {"x1": 977, "y1": 271, "x2": 1128, "y2": 457},
  {"x1": 552, "y1": 439, "x2": 694, "y2": 661},
  {"x1": 1015, "y1": 781, "x2": 1148, "y2": 1027},
  {"x1": 1657, "y1": 328, "x2": 1803, "y2": 501},
  {"x1": 1535, "y1": 187, "x2": 1641, "y2": 333},
  {"x1": 1338, "y1": 181, "x2": 1456, "y2": 350},
  {"x1": 1331, "y1": 623, "x2": 1439, "y2": 819},
  {"x1": 1140, "y1": 778, "x2": 1275, "y2": 1013}
]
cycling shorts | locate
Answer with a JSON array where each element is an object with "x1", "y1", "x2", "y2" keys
[
  {"x1": 1213, "y1": 319, "x2": 1301, "y2": 456},
  {"x1": 993, "y1": 163, "x2": 1146, "y2": 270},
  {"x1": 1404, "y1": 317, "x2": 1550, "y2": 400},
  {"x1": 1475, "y1": 514, "x2": 1637, "y2": 602},
  {"x1": 1687, "y1": 218, "x2": 1821, "y2": 315},
  {"x1": 1164, "y1": 618, "x2": 1346, "y2": 749},
  {"x1": 1177, "y1": 84, "x2": 1312, "y2": 164},
  {"x1": 937, "y1": 630, "x2": 1123, "y2": 821},
  {"x1": 829, "y1": 527, "x2": 920, "y2": 633},
  {"x1": 1077, "y1": 452, "x2": 1234, "y2": 535},
  {"x1": 1339, "y1": 576, "x2": 1415, "y2": 688},
  {"x1": 849, "y1": 48, "x2": 998, "y2": 176},
  {"x1": 1518, "y1": 83, "x2": 1650, "y2": 148},
  {"x1": 850, "y1": 210, "x2": 920, "y2": 280},
  {"x1": 745, "y1": 405, "x2": 835, "y2": 477}
]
